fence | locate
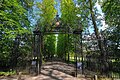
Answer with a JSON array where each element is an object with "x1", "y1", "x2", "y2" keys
[{"x1": 81, "y1": 32, "x2": 120, "y2": 79}]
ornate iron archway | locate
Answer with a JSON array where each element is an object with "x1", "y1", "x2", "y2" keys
[{"x1": 32, "y1": 14, "x2": 83, "y2": 77}]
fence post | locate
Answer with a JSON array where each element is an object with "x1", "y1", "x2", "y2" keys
[{"x1": 94, "y1": 75, "x2": 98, "y2": 80}]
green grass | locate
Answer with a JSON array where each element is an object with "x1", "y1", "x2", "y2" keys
[{"x1": 0, "y1": 71, "x2": 16, "y2": 76}]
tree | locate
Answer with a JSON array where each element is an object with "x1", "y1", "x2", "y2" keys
[
  {"x1": 60, "y1": 0, "x2": 77, "y2": 62},
  {"x1": 61, "y1": 0, "x2": 77, "y2": 29},
  {"x1": 37, "y1": 0, "x2": 57, "y2": 29},
  {"x1": 57, "y1": 34, "x2": 66, "y2": 59},
  {"x1": 102, "y1": 0, "x2": 120, "y2": 72},
  {"x1": 102, "y1": 0, "x2": 120, "y2": 49},
  {"x1": 43, "y1": 35, "x2": 56, "y2": 60},
  {"x1": 87, "y1": 0, "x2": 109, "y2": 73},
  {"x1": 0, "y1": 0, "x2": 33, "y2": 70},
  {"x1": 102, "y1": 0, "x2": 120, "y2": 27}
]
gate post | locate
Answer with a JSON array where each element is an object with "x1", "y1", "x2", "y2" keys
[
  {"x1": 73, "y1": 24, "x2": 83, "y2": 77},
  {"x1": 33, "y1": 28, "x2": 42, "y2": 75}
]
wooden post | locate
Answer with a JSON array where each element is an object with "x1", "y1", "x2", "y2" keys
[
  {"x1": 17, "y1": 72, "x2": 22, "y2": 80},
  {"x1": 94, "y1": 75, "x2": 98, "y2": 80}
]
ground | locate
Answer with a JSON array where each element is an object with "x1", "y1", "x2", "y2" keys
[{"x1": 0, "y1": 62, "x2": 91, "y2": 80}]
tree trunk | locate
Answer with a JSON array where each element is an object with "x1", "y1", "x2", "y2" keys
[
  {"x1": 89, "y1": 0, "x2": 107, "y2": 74},
  {"x1": 68, "y1": 33, "x2": 70, "y2": 62}
]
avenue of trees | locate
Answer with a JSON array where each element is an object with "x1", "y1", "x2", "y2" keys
[{"x1": 0, "y1": 0, "x2": 120, "y2": 75}]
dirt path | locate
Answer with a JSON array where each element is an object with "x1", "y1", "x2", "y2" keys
[
  {"x1": 23, "y1": 62, "x2": 76, "y2": 80},
  {"x1": 0, "y1": 62, "x2": 91, "y2": 80}
]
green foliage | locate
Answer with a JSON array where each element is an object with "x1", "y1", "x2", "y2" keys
[
  {"x1": 61, "y1": 0, "x2": 77, "y2": 28},
  {"x1": 57, "y1": 34, "x2": 66, "y2": 58},
  {"x1": 0, "y1": 0, "x2": 33, "y2": 70},
  {"x1": 77, "y1": 0, "x2": 91, "y2": 28},
  {"x1": 43, "y1": 35, "x2": 56, "y2": 59},
  {"x1": 0, "y1": 0, "x2": 119, "y2": 76},
  {"x1": 102, "y1": 0, "x2": 120, "y2": 58},
  {"x1": 0, "y1": 0, "x2": 31, "y2": 39},
  {"x1": 102, "y1": 0, "x2": 120, "y2": 27},
  {"x1": 0, "y1": 71, "x2": 16, "y2": 76},
  {"x1": 37, "y1": 0, "x2": 57, "y2": 28}
]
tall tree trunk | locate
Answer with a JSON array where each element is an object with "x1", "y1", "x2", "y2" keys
[
  {"x1": 67, "y1": 30, "x2": 70, "y2": 62},
  {"x1": 89, "y1": 0, "x2": 107, "y2": 74}
]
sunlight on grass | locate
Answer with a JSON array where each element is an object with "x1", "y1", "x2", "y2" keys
[{"x1": 0, "y1": 71, "x2": 16, "y2": 76}]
